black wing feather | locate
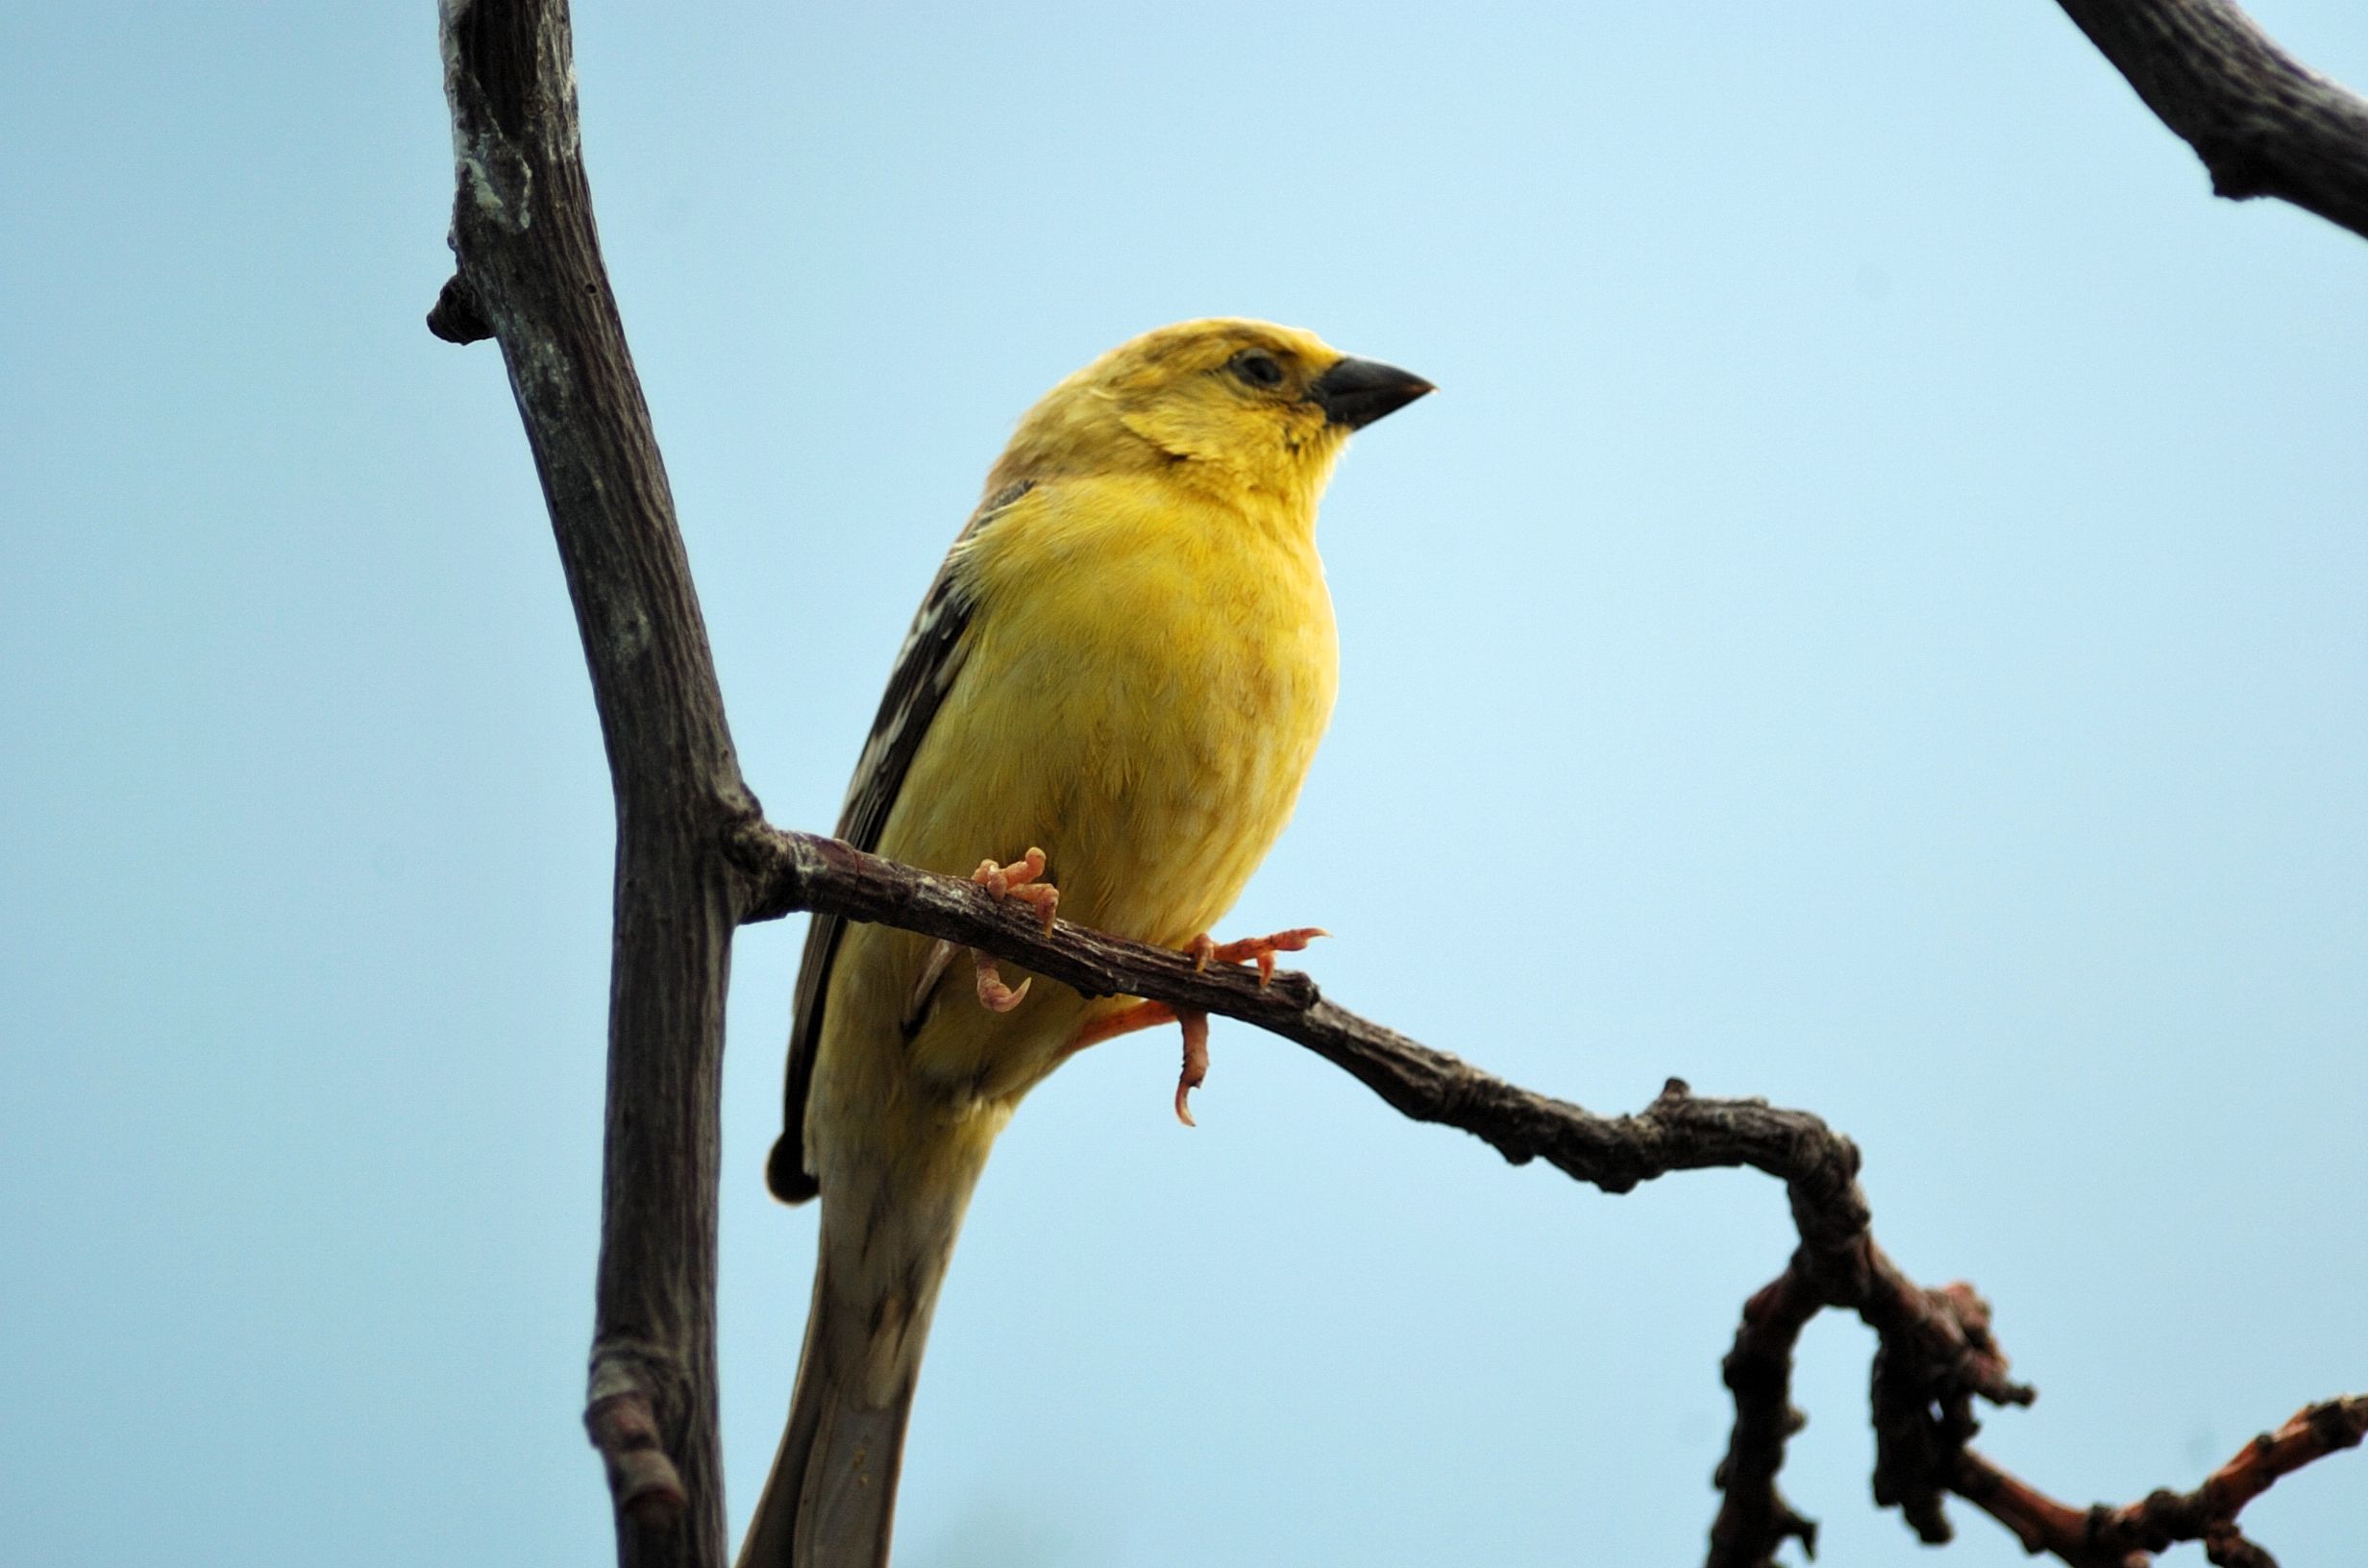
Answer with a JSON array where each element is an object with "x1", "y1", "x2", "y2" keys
[{"x1": 766, "y1": 482, "x2": 1034, "y2": 1202}]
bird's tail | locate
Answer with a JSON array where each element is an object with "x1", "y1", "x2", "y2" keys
[{"x1": 737, "y1": 1133, "x2": 993, "y2": 1568}]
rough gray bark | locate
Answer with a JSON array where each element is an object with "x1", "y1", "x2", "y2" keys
[
  {"x1": 433, "y1": 2, "x2": 753, "y2": 1562},
  {"x1": 427, "y1": 4, "x2": 2364, "y2": 1565},
  {"x1": 2056, "y1": 0, "x2": 2368, "y2": 239}
]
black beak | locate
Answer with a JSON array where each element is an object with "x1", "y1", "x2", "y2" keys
[{"x1": 1310, "y1": 356, "x2": 1436, "y2": 429}]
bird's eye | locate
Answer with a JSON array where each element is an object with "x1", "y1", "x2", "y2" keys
[{"x1": 1231, "y1": 352, "x2": 1285, "y2": 389}]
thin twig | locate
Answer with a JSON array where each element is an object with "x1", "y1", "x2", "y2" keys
[
  {"x1": 729, "y1": 821, "x2": 1865, "y2": 1211},
  {"x1": 1954, "y1": 1397, "x2": 2368, "y2": 1568}
]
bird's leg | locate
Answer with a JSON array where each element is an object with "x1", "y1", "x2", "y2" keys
[
  {"x1": 969, "y1": 847, "x2": 1059, "y2": 1013},
  {"x1": 911, "y1": 939, "x2": 961, "y2": 1019},
  {"x1": 1067, "y1": 1000, "x2": 1178, "y2": 1052},
  {"x1": 1063, "y1": 1003, "x2": 1210, "y2": 1124},
  {"x1": 1060, "y1": 926, "x2": 1328, "y2": 1121}
]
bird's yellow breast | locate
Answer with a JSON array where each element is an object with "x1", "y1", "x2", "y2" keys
[
  {"x1": 950, "y1": 475, "x2": 1338, "y2": 940},
  {"x1": 810, "y1": 475, "x2": 1336, "y2": 1141}
]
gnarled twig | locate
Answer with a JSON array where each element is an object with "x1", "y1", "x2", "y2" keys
[{"x1": 1953, "y1": 1397, "x2": 2368, "y2": 1568}]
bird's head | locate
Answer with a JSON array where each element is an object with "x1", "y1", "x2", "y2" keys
[{"x1": 990, "y1": 319, "x2": 1433, "y2": 520}]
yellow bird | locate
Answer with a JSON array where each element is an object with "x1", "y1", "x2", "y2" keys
[{"x1": 740, "y1": 319, "x2": 1431, "y2": 1568}]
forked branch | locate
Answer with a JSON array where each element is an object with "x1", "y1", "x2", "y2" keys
[{"x1": 429, "y1": 2, "x2": 2364, "y2": 1565}]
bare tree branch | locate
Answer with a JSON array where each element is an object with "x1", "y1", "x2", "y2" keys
[
  {"x1": 433, "y1": 1, "x2": 754, "y2": 1562},
  {"x1": 1953, "y1": 1397, "x2": 2368, "y2": 1568},
  {"x1": 1708, "y1": 1269, "x2": 1822, "y2": 1564},
  {"x1": 729, "y1": 824, "x2": 2366, "y2": 1565},
  {"x1": 729, "y1": 824, "x2": 1861, "y2": 1212},
  {"x1": 429, "y1": 4, "x2": 2362, "y2": 1564},
  {"x1": 2057, "y1": 0, "x2": 2368, "y2": 240}
]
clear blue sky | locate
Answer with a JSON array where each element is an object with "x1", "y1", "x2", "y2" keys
[{"x1": 4, "y1": 4, "x2": 2363, "y2": 1565}]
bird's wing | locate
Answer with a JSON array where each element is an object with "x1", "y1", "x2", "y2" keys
[{"x1": 766, "y1": 479, "x2": 1036, "y2": 1203}]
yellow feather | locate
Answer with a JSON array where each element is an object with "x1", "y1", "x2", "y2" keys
[{"x1": 743, "y1": 319, "x2": 1428, "y2": 1568}]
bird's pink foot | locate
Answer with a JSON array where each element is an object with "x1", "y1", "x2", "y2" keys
[
  {"x1": 1065, "y1": 1002, "x2": 1211, "y2": 1124},
  {"x1": 972, "y1": 846, "x2": 1060, "y2": 932},
  {"x1": 1060, "y1": 925, "x2": 1327, "y2": 1121},
  {"x1": 968, "y1": 846, "x2": 1060, "y2": 1013},
  {"x1": 1189, "y1": 926, "x2": 1328, "y2": 988},
  {"x1": 1172, "y1": 1006, "x2": 1210, "y2": 1127},
  {"x1": 972, "y1": 945, "x2": 1028, "y2": 1012}
]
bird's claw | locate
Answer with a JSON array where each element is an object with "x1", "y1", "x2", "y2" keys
[
  {"x1": 972, "y1": 846, "x2": 1060, "y2": 933},
  {"x1": 1053, "y1": 924, "x2": 1328, "y2": 1120},
  {"x1": 1170, "y1": 926, "x2": 1324, "y2": 1115},
  {"x1": 1188, "y1": 925, "x2": 1328, "y2": 989},
  {"x1": 1173, "y1": 1007, "x2": 1209, "y2": 1127},
  {"x1": 969, "y1": 847, "x2": 1059, "y2": 1012},
  {"x1": 1063, "y1": 997, "x2": 1206, "y2": 1119},
  {"x1": 972, "y1": 946, "x2": 1030, "y2": 1013}
]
